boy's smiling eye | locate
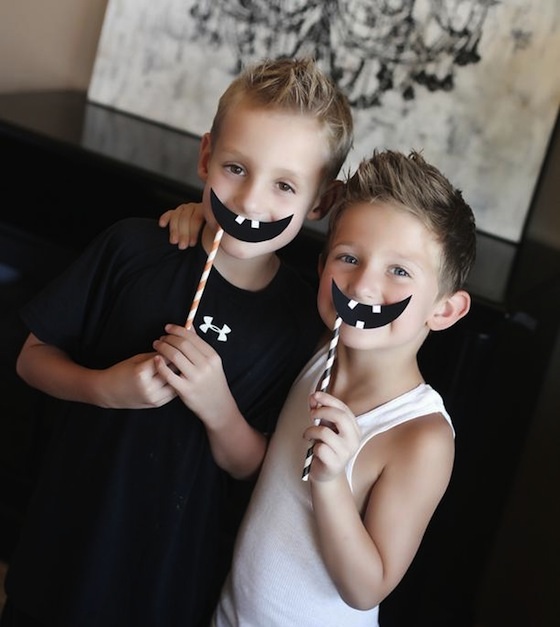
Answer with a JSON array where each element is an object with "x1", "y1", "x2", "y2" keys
[
  {"x1": 225, "y1": 164, "x2": 245, "y2": 176},
  {"x1": 278, "y1": 181, "x2": 295, "y2": 194},
  {"x1": 391, "y1": 266, "x2": 410, "y2": 278},
  {"x1": 338, "y1": 253, "x2": 358, "y2": 265}
]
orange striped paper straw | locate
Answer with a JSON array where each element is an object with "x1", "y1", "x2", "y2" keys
[{"x1": 185, "y1": 227, "x2": 224, "y2": 329}]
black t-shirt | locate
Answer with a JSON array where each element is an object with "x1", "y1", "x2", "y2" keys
[{"x1": 6, "y1": 218, "x2": 324, "y2": 627}]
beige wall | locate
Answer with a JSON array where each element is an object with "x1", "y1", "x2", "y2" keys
[{"x1": 0, "y1": 0, "x2": 108, "y2": 93}]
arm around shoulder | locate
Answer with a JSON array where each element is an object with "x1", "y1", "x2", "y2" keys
[{"x1": 159, "y1": 202, "x2": 205, "y2": 250}]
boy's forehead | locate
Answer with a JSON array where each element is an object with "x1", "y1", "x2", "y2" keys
[
  {"x1": 336, "y1": 200, "x2": 423, "y2": 228},
  {"x1": 333, "y1": 201, "x2": 440, "y2": 251},
  {"x1": 216, "y1": 102, "x2": 333, "y2": 175},
  {"x1": 221, "y1": 96, "x2": 330, "y2": 137}
]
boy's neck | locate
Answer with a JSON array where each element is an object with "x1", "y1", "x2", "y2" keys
[
  {"x1": 330, "y1": 345, "x2": 424, "y2": 415},
  {"x1": 201, "y1": 225, "x2": 280, "y2": 291}
]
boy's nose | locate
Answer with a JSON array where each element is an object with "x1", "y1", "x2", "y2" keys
[
  {"x1": 347, "y1": 268, "x2": 380, "y2": 303},
  {"x1": 234, "y1": 182, "x2": 263, "y2": 218}
]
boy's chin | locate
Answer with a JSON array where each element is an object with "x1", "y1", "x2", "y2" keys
[
  {"x1": 220, "y1": 236, "x2": 273, "y2": 259},
  {"x1": 339, "y1": 324, "x2": 381, "y2": 346}
]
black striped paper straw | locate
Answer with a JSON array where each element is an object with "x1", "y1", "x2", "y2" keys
[{"x1": 301, "y1": 315, "x2": 342, "y2": 481}]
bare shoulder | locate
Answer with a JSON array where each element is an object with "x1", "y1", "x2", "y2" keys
[
  {"x1": 360, "y1": 411, "x2": 453, "y2": 470},
  {"x1": 385, "y1": 412, "x2": 454, "y2": 483},
  {"x1": 352, "y1": 412, "x2": 454, "y2": 512},
  {"x1": 396, "y1": 412, "x2": 455, "y2": 460}
]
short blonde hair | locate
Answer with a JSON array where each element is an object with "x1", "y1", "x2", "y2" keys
[{"x1": 210, "y1": 57, "x2": 354, "y2": 180}]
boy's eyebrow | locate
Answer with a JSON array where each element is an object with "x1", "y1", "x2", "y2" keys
[
  {"x1": 329, "y1": 240, "x2": 357, "y2": 249},
  {"x1": 220, "y1": 145, "x2": 300, "y2": 172},
  {"x1": 274, "y1": 168, "x2": 309, "y2": 184}
]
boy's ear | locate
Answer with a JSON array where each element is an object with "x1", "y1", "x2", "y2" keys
[
  {"x1": 307, "y1": 179, "x2": 345, "y2": 222},
  {"x1": 197, "y1": 133, "x2": 212, "y2": 181},
  {"x1": 428, "y1": 290, "x2": 471, "y2": 332}
]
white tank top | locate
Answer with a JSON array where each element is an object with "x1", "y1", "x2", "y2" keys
[{"x1": 214, "y1": 346, "x2": 454, "y2": 627}]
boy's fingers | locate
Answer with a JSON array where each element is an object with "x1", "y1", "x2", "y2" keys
[{"x1": 158, "y1": 210, "x2": 173, "y2": 227}]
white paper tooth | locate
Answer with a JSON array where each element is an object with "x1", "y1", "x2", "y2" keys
[
  {"x1": 235, "y1": 216, "x2": 245, "y2": 224},
  {"x1": 372, "y1": 304, "x2": 381, "y2": 313},
  {"x1": 348, "y1": 300, "x2": 358, "y2": 310},
  {"x1": 251, "y1": 220, "x2": 260, "y2": 229},
  {"x1": 356, "y1": 321, "x2": 365, "y2": 329}
]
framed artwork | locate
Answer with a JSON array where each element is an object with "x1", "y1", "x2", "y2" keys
[{"x1": 88, "y1": 0, "x2": 560, "y2": 243}]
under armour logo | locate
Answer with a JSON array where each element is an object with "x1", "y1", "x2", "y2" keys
[{"x1": 199, "y1": 316, "x2": 231, "y2": 342}]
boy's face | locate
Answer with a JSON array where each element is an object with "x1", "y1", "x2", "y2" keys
[
  {"x1": 197, "y1": 99, "x2": 332, "y2": 259},
  {"x1": 318, "y1": 201, "x2": 446, "y2": 352}
]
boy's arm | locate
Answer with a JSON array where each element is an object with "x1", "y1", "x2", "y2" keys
[
  {"x1": 159, "y1": 202, "x2": 205, "y2": 249},
  {"x1": 16, "y1": 333, "x2": 177, "y2": 409},
  {"x1": 306, "y1": 392, "x2": 454, "y2": 610},
  {"x1": 153, "y1": 324, "x2": 268, "y2": 480}
]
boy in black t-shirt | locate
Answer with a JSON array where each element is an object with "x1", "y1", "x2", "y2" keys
[{"x1": 1, "y1": 58, "x2": 353, "y2": 627}]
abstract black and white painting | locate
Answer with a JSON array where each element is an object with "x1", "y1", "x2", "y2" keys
[{"x1": 88, "y1": 0, "x2": 560, "y2": 242}]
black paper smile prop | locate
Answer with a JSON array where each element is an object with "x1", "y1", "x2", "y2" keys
[
  {"x1": 332, "y1": 280, "x2": 412, "y2": 329},
  {"x1": 210, "y1": 189, "x2": 293, "y2": 243}
]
